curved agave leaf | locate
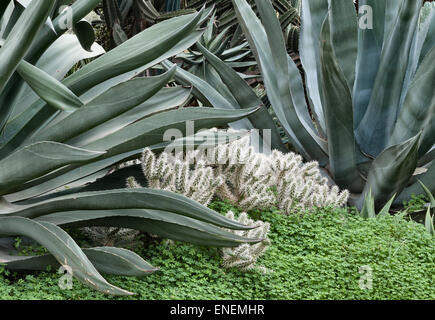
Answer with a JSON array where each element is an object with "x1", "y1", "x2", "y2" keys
[
  {"x1": 0, "y1": 245, "x2": 158, "y2": 276},
  {"x1": 232, "y1": 0, "x2": 327, "y2": 162},
  {"x1": 73, "y1": 19, "x2": 96, "y2": 52},
  {"x1": 194, "y1": 43, "x2": 287, "y2": 152},
  {"x1": 33, "y1": 67, "x2": 176, "y2": 143},
  {"x1": 359, "y1": 133, "x2": 421, "y2": 210},
  {"x1": 356, "y1": 0, "x2": 423, "y2": 157},
  {"x1": 35, "y1": 209, "x2": 260, "y2": 247},
  {"x1": 328, "y1": 0, "x2": 358, "y2": 90},
  {"x1": 1, "y1": 188, "x2": 252, "y2": 231},
  {"x1": 0, "y1": 142, "x2": 104, "y2": 194},
  {"x1": 395, "y1": 160, "x2": 435, "y2": 204},
  {"x1": 17, "y1": 60, "x2": 84, "y2": 112},
  {"x1": 0, "y1": 216, "x2": 132, "y2": 295},
  {"x1": 425, "y1": 206, "x2": 435, "y2": 236},
  {"x1": 0, "y1": 0, "x2": 55, "y2": 94},
  {"x1": 67, "y1": 86, "x2": 191, "y2": 147},
  {"x1": 390, "y1": 46, "x2": 435, "y2": 156},
  {"x1": 319, "y1": 16, "x2": 364, "y2": 192},
  {"x1": 8, "y1": 35, "x2": 105, "y2": 120},
  {"x1": 6, "y1": 130, "x2": 246, "y2": 202},
  {"x1": 0, "y1": 10, "x2": 205, "y2": 153},
  {"x1": 353, "y1": 0, "x2": 385, "y2": 127},
  {"x1": 83, "y1": 106, "x2": 259, "y2": 157},
  {"x1": 299, "y1": 0, "x2": 328, "y2": 131}
]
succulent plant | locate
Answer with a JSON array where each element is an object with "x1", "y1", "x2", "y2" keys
[
  {"x1": 181, "y1": 0, "x2": 435, "y2": 211},
  {"x1": 128, "y1": 131, "x2": 349, "y2": 214},
  {"x1": 221, "y1": 211, "x2": 271, "y2": 272},
  {"x1": 0, "y1": 0, "x2": 261, "y2": 295}
]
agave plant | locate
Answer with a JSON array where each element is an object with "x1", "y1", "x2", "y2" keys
[
  {"x1": 0, "y1": 0, "x2": 260, "y2": 295},
  {"x1": 182, "y1": 0, "x2": 434, "y2": 211}
]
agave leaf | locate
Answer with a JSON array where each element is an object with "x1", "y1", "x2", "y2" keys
[
  {"x1": 395, "y1": 160, "x2": 435, "y2": 205},
  {"x1": 73, "y1": 19, "x2": 96, "y2": 52},
  {"x1": 418, "y1": 180, "x2": 435, "y2": 208},
  {"x1": 67, "y1": 86, "x2": 191, "y2": 147},
  {"x1": 419, "y1": 8, "x2": 435, "y2": 65},
  {"x1": 356, "y1": 0, "x2": 423, "y2": 156},
  {"x1": 390, "y1": 46, "x2": 435, "y2": 156},
  {"x1": 359, "y1": 189, "x2": 375, "y2": 218},
  {"x1": 195, "y1": 43, "x2": 287, "y2": 152},
  {"x1": 16, "y1": 60, "x2": 84, "y2": 112},
  {"x1": 2, "y1": 188, "x2": 252, "y2": 231},
  {"x1": 36, "y1": 209, "x2": 260, "y2": 247},
  {"x1": 65, "y1": 11, "x2": 202, "y2": 94},
  {"x1": 0, "y1": 142, "x2": 104, "y2": 194},
  {"x1": 377, "y1": 194, "x2": 396, "y2": 217},
  {"x1": 360, "y1": 133, "x2": 421, "y2": 210},
  {"x1": 232, "y1": 0, "x2": 327, "y2": 162},
  {"x1": 424, "y1": 206, "x2": 435, "y2": 236},
  {"x1": 399, "y1": 6, "x2": 434, "y2": 110},
  {"x1": 319, "y1": 16, "x2": 364, "y2": 192},
  {"x1": 0, "y1": 1, "x2": 55, "y2": 130},
  {"x1": 83, "y1": 106, "x2": 260, "y2": 158},
  {"x1": 0, "y1": 1, "x2": 10, "y2": 21},
  {"x1": 0, "y1": 245, "x2": 158, "y2": 276},
  {"x1": 353, "y1": 0, "x2": 386, "y2": 127},
  {"x1": 299, "y1": 0, "x2": 328, "y2": 131},
  {"x1": 8, "y1": 35, "x2": 105, "y2": 120},
  {"x1": 0, "y1": 217, "x2": 132, "y2": 296},
  {"x1": 1, "y1": 22, "x2": 205, "y2": 154},
  {"x1": 33, "y1": 67, "x2": 176, "y2": 144},
  {"x1": 328, "y1": 0, "x2": 358, "y2": 90},
  {"x1": 6, "y1": 130, "x2": 246, "y2": 201},
  {"x1": 0, "y1": 0, "x2": 55, "y2": 103}
]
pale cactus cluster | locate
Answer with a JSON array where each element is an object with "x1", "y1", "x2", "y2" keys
[
  {"x1": 221, "y1": 211, "x2": 271, "y2": 272},
  {"x1": 130, "y1": 132, "x2": 349, "y2": 214}
]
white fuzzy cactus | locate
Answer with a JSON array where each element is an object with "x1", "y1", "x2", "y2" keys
[
  {"x1": 128, "y1": 130, "x2": 349, "y2": 214},
  {"x1": 221, "y1": 211, "x2": 271, "y2": 272}
]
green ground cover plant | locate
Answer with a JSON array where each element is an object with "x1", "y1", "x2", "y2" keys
[{"x1": 1, "y1": 202, "x2": 433, "y2": 300}]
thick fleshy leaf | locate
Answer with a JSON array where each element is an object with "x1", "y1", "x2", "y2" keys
[
  {"x1": 390, "y1": 46, "x2": 435, "y2": 156},
  {"x1": 360, "y1": 133, "x2": 421, "y2": 210},
  {"x1": 36, "y1": 209, "x2": 259, "y2": 247},
  {"x1": 0, "y1": 0, "x2": 56, "y2": 131},
  {"x1": 16, "y1": 60, "x2": 84, "y2": 112},
  {"x1": 232, "y1": 0, "x2": 327, "y2": 161},
  {"x1": 73, "y1": 19, "x2": 96, "y2": 52},
  {"x1": 356, "y1": 0, "x2": 423, "y2": 156},
  {"x1": 319, "y1": 16, "x2": 364, "y2": 192},
  {"x1": 425, "y1": 206, "x2": 434, "y2": 236},
  {"x1": 8, "y1": 35, "x2": 105, "y2": 120},
  {"x1": 395, "y1": 160, "x2": 435, "y2": 204},
  {"x1": 0, "y1": 0, "x2": 55, "y2": 93},
  {"x1": 0, "y1": 245, "x2": 158, "y2": 276},
  {"x1": 1, "y1": 188, "x2": 252, "y2": 231},
  {"x1": 194, "y1": 43, "x2": 287, "y2": 152},
  {"x1": 328, "y1": 0, "x2": 358, "y2": 90},
  {"x1": 0, "y1": 18, "x2": 205, "y2": 154},
  {"x1": 83, "y1": 106, "x2": 260, "y2": 158},
  {"x1": 0, "y1": 142, "x2": 104, "y2": 194},
  {"x1": 67, "y1": 86, "x2": 191, "y2": 147},
  {"x1": 0, "y1": 217, "x2": 132, "y2": 295},
  {"x1": 33, "y1": 67, "x2": 176, "y2": 144},
  {"x1": 6, "y1": 131, "x2": 247, "y2": 201},
  {"x1": 353, "y1": 0, "x2": 387, "y2": 127},
  {"x1": 299, "y1": 0, "x2": 328, "y2": 131}
]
